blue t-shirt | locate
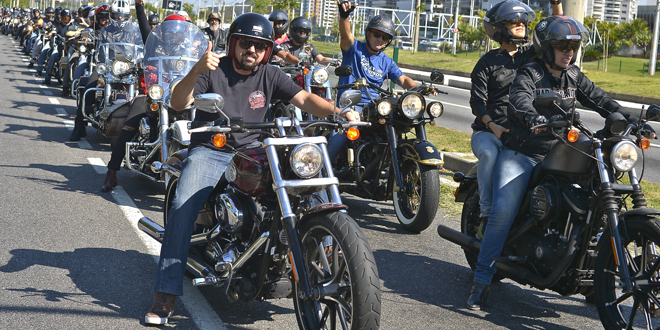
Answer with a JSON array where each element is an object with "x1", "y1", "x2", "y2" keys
[{"x1": 338, "y1": 39, "x2": 403, "y2": 103}]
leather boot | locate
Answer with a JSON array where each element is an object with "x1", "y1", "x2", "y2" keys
[
  {"x1": 61, "y1": 86, "x2": 70, "y2": 97},
  {"x1": 145, "y1": 292, "x2": 176, "y2": 325},
  {"x1": 69, "y1": 126, "x2": 87, "y2": 141},
  {"x1": 101, "y1": 169, "x2": 118, "y2": 192},
  {"x1": 467, "y1": 282, "x2": 490, "y2": 310}
]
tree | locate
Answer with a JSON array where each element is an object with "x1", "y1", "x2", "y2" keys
[
  {"x1": 598, "y1": 20, "x2": 617, "y2": 71},
  {"x1": 250, "y1": 0, "x2": 271, "y2": 15},
  {"x1": 272, "y1": 0, "x2": 300, "y2": 18},
  {"x1": 458, "y1": 22, "x2": 482, "y2": 51},
  {"x1": 183, "y1": 3, "x2": 196, "y2": 22},
  {"x1": 637, "y1": 29, "x2": 653, "y2": 58}
]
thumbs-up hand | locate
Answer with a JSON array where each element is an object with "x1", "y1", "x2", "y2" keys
[{"x1": 192, "y1": 41, "x2": 222, "y2": 74}]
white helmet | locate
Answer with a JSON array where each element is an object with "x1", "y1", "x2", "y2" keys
[
  {"x1": 111, "y1": 0, "x2": 130, "y2": 20},
  {"x1": 177, "y1": 10, "x2": 190, "y2": 22}
]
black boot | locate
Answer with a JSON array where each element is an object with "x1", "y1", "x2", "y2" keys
[
  {"x1": 467, "y1": 282, "x2": 490, "y2": 310},
  {"x1": 27, "y1": 62, "x2": 34, "y2": 68},
  {"x1": 69, "y1": 126, "x2": 87, "y2": 141},
  {"x1": 61, "y1": 86, "x2": 70, "y2": 97}
]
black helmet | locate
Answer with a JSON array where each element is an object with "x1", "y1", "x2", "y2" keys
[
  {"x1": 226, "y1": 13, "x2": 274, "y2": 64},
  {"x1": 268, "y1": 10, "x2": 288, "y2": 35},
  {"x1": 483, "y1": 0, "x2": 535, "y2": 45},
  {"x1": 81, "y1": 5, "x2": 92, "y2": 18},
  {"x1": 289, "y1": 16, "x2": 311, "y2": 44},
  {"x1": 45, "y1": 6, "x2": 55, "y2": 14},
  {"x1": 60, "y1": 8, "x2": 71, "y2": 18},
  {"x1": 533, "y1": 15, "x2": 589, "y2": 70},
  {"x1": 54, "y1": 7, "x2": 62, "y2": 19},
  {"x1": 365, "y1": 15, "x2": 396, "y2": 49},
  {"x1": 148, "y1": 14, "x2": 160, "y2": 25}
]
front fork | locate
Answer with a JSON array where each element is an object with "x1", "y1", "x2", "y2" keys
[
  {"x1": 595, "y1": 141, "x2": 633, "y2": 292},
  {"x1": 386, "y1": 124, "x2": 428, "y2": 194}
]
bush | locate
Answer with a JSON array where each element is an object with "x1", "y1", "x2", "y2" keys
[{"x1": 583, "y1": 44, "x2": 602, "y2": 61}]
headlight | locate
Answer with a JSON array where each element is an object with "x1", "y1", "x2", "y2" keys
[
  {"x1": 27, "y1": 25, "x2": 33, "y2": 32},
  {"x1": 112, "y1": 60, "x2": 130, "y2": 76},
  {"x1": 13, "y1": 18, "x2": 19, "y2": 24},
  {"x1": 427, "y1": 101, "x2": 444, "y2": 118},
  {"x1": 97, "y1": 63, "x2": 106, "y2": 75},
  {"x1": 290, "y1": 143, "x2": 323, "y2": 178},
  {"x1": 377, "y1": 100, "x2": 393, "y2": 116},
  {"x1": 399, "y1": 92, "x2": 425, "y2": 119},
  {"x1": 312, "y1": 67, "x2": 329, "y2": 85},
  {"x1": 79, "y1": 45, "x2": 87, "y2": 53},
  {"x1": 611, "y1": 141, "x2": 639, "y2": 172},
  {"x1": 148, "y1": 84, "x2": 164, "y2": 100}
]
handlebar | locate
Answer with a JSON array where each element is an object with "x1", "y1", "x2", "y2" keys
[{"x1": 188, "y1": 118, "x2": 370, "y2": 134}]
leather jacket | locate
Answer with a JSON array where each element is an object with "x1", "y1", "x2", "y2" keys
[{"x1": 202, "y1": 26, "x2": 226, "y2": 52}]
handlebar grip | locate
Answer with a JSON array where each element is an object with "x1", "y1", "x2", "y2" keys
[{"x1": 335, "y1": 84, "x2": 354, "y2": 90}]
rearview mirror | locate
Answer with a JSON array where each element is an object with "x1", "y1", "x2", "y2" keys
[
  {"x1": 339, "y1": 90, "x2": 362, "y2": 109},
  {"x1": 646, "y1": 105, "x2": 660, "y2": 122},
  {"x1": 533, "y1": 92, "x2": 562, "y2": 109},
  {"x1": 430, "y1": 70, "x2": 444, "y2": 83},
  {"x1": 335, "y1": 65, "x2": 353, "y2": 77},
  {"x1": 194, "y1": 93, "x2": 225, "y2": 113}
]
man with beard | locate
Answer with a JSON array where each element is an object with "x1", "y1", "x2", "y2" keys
[
  {"x1": 143, "y1": 13, "x2": 359, "y2": 325},
  {"x1": 202, "y1": 12, "x2": 226, "y2": 52}
]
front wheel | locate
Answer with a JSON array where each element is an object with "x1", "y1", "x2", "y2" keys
[
  {"x1": 392, "y1": 160, "x2": 440, "y2": 233},
  {"x1": 594, "y1": 216, "x2": 660, "y2": 330},
  {"x1": 294, "y1": 211, "x2": 381, "y2": 330}
]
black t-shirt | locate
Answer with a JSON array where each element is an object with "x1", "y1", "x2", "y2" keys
[
  {"x1": 275, "y1": 40, "x2": 320, "y2": 60},
  {"x1": 191, "y1": 57, "x2": 303, "y2": 151}
]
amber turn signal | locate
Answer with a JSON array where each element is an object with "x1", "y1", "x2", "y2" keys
[
  {"x1": 303, "y1": 68, "x2": 310, "y2": 75},
  {"x1": 150, "y1": 103, "x2": 159, "y2": 111},
  {"x1": 640, "y1": 138, "x2": 650, "y2": 150},
  {"x1": 213, "y1": 133, "x2": 227, "y2": 148},
  {"x1": 346, "y1": 127, "x2": 360, "y2": 141},
  {"x1": 567, "y1": 128, "x2": 579, "y2": 143}
]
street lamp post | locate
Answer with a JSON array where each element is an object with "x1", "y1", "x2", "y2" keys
[{"x1": 649, "y1": 0, "x2": 660, "y2": 76}]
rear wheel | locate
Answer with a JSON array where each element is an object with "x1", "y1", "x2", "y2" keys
[
  {"x1": 460, "y1": 185, "x2": 481, "y2": 270},
  {"x1": 594, "y1": 216, "x2": 660, "y2": 330},
  {"x1": 294, "y1": 211, "x2": 381, "y2": 330},
  {"x1": 392, "y1": 159, "x2": 440, "y2": 233}
]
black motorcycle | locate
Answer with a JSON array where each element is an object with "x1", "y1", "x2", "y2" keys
[
  {"x1": 332, "y1": 66, "x2": 446, "y2": 233},
  {"x1": 139, "y1": 93, "x2": 381, "y2": 330},
  {"x1": 438, "y1": 92, "x2": 660, "y2": 330}
]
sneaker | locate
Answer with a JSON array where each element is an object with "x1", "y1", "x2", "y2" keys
[
  {"x1": 145, "y1": 292, "x2": 176, "y2": 325},
  {"x1": 69, "y1": 127, "x2": 87, "y2": 141},
  {"x1": 27, "y1": 62, "x2": 34, "y2": 68}
]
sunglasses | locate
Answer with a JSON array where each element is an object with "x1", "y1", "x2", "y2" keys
[
  {"x1": 369, "y1": 30, "x2": 392, "y2": 42},
  {"x1": 293, "y1": 27, "x2": 310, "y2": 35},
  {"x1": 551, "y1": 40, "x2": 578, "y2": 52},
  {"x1": 208, "y1": 18, "x2": 219, "y2": 23},
  {"x1": 238, "y1": 38, "x2": 268, "y2": 52},
  {"x1": 503, "y1": 16, "x2": 528, "y2": 26}
]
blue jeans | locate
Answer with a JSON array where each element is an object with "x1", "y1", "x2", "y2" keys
[
  {"x1": 473, "y1": 148, "x2": 539, "y2": 285},
  {"x1": 44, "y1": 50, "x2": 61, "y2": 83},
  {"x1": 37, "y1": 46, "x2": 50, "y2": 72},
  {"x1": 470, "y1": 130, "x2": 503, "y2": 218},
  {"x1": 26, "y1": 35, "x2": 37, "y2": 54},
  {"x1": 153, "y1": 146, "x2": 233, "y2": 296},
  {"x1": 327, "y1": 104, "x2": 366, "y2": 161}
]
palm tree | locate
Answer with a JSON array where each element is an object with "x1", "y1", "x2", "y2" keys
[{"x1": 598, "y1": 20, "x2": 617, "y2": 71}]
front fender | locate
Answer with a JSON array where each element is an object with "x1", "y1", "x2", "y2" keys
[
  {"x1": 621, "y1": 208, "x2": 660, "y2": 219},
  {"x1": 398, "y1": 140, "x2": 444, "y2": 167},
  {"x1": 301, "y1": 203, "x2": 348, "y2": 223}
]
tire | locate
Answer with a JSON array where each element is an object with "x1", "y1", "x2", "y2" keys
[
  {"x1": 594, "y1": 216, "x2": 660, "y2": 330},
  {"x1": 460, "y1": 185, "x2": 481, "y2": 270},
  {"x1": 294, "y1": 211, "x2": 381, "y2": 330},
  {"x1": 392, "y1": 159, "x2": 440, "y2": 233}
]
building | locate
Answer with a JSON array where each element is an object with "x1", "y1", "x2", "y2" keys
[
  {"x1": 586, "y1": 0, "x2": 638, "y2": 23},
  {"x1": 637, "y1": 5, "x2": 657, "y2": 30}
]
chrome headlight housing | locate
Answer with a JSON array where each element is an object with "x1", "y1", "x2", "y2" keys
[
  {"x1": 79, "y1": 45, "x2": 87, "y2": 53},
  {"x1": 97, "y1": 63, "x2": 107, "y2": 75},
  {"x1": 312, "y1": 67, "x2": 329, "y2": 85},
  {"x1": 611, "y1": 141, "x2": 639, "y2": 172},
  {"x1": 290, "y1": 143, "x2": 323, "y2": 178},
  {"x1": 148, "y1": 84, "x2": 164, "y2": 100},
  {"x1": 27, "y1": 25, "x2": 33, "y2": 32},
  {"x1": 427, "y1": 101, "x2": 444, "y2": 118},
  {"x1": 399, "y1": 92, "x2": 425, "y2": 119},
  {"x1": 377, "y1": 100, "x2": 393, "y2": 116},
  {"x1": 112, "y1": 60, "x2": 130, "y2": 76}
]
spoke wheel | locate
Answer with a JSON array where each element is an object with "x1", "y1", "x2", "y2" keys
[
  {"x1": 392, "y1": 159, "x2": 440, "y2": 233},
  {"x1": 294, "y1": 211, "x2": 380, "y2": 330},
  {"x1": 594, "y1": 216, "x2": 660, "y2": 330}
]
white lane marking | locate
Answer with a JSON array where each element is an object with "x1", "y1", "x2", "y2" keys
[
  {"x1": 21, "y1": 58, "x2": 29, "y2": 62},
  {"x1": 29, "y1": 69, "x2": 36, "y2": 72},
  {"x1": 55, "y1": 108, "x2": 68, "y2": 116},
  {"x1": 38, "y1": 84, "x2": 46, "y2": 89},
  {"x1": 88, "y1": 157, "x2": 107, "y2": 174},
  {"x1": 78, "y1": 139, "x2": 92, "y2": 149},
  {"x1": 63, "y1": 120, "x2": 74, "y2": 131},
  {"x1": 44, "y1": 91, "x2": 53, "y2": 96},
  {"x1": 48, "y1": 97, "x2": 59, "y2": 104},
  {"x1": 86, "y1": 158, "x2": 227, "y2": 330}
]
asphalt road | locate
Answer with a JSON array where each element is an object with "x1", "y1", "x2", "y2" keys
[{"x1": 0, "y1": 34, "x2": 619, "y2": 330}]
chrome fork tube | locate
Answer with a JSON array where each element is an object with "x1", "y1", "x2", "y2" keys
[{"x1": 160, "y1": 107, "x2": 169, "y2": 163}]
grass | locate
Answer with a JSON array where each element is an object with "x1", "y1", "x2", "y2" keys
[{"x1": 314, "y1": 41, "x2": 660, "y2": 98}]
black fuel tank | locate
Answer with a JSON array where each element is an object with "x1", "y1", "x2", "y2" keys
[{"x1": 540, "y1": 133, "x2": 592, "y2": 174}]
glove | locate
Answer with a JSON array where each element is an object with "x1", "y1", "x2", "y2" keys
[
  {"x1": 524, "y1": 113, "x2": 547, "y2": 129},
  {"x1": 338, "y1": 1, "x2": 356, "y2": 19}
]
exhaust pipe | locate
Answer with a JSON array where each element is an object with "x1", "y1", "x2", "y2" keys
[
  {"x1": 437, "y1": 225, "x2": 481, "y2": 253},
  {"x1": 138, "y1": 217, "x2": 164, "y2": 241}
]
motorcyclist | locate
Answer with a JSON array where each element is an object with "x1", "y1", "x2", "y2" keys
[
  {"x1": 133, "y1": 0, "x2": 155, "y2": 42},
  {"x1": 268, "y1": 9, "x2": 289, "y2": 45},
  {"x1": 326, "y1": 2, "x2": 424, "y2": 162},
  {"x1": 202, "y1": 12, "x2": 227, "y2": 52},
  {"x1": 148, "y1": 14, "x2": 159, "y2": 30},
  {"x1": 39, "y1": 8, "x2": 72, "y2": 85},
  {"x1": 276, "y1": 16, "x2": 334, "y2": 65},
  {"x1": 467, "y1": 15, "x2": 657, "y2": 311},
  {"x1": 32, "y1": 7, "x2": 63, "y2": 72},
  {"x1": 144, "y1": 13, "x2": 359, "y2": 325},
  {"x1": 27, "y1": 7, "x2": 55, "y2": 68}
]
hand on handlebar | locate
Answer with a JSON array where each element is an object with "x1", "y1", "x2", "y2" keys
[{"x1": 344, "y1": 109, "x2": 360, "y2": 122}]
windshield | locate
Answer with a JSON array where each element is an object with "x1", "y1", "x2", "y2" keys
[
  {"x1": 143, "y1": 20, "x2": 207, "y2": 91},
  {"x1": 97, "y1": 17, "x2": 143, "y2": 64}
]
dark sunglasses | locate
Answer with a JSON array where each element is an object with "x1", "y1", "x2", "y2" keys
[
  {"x1": 369, "y1": 30, "x2": 392, "y2": 42},
  {"x1": 502, "y1": 16, "x2": 528, "y2": 26},
  {"x1": 208, "y1": 18, "x2": 219, "y2": 23},
  {"x1": 551, "y1": 40, "x2": 578, "y2": 52},
  {"x1": 238, "y1": 38, "x2": 268, "y2": 52},
  {"x1": 293, "y1": 27, "x2": 310, "y2": 35}
]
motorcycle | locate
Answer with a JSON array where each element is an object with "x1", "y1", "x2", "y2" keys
[
  {"x1": 81, "y1": 18, "x2": 143, "y2": 140},
  {"x1": 124, "y1": 20, "x2": 207, "y2": 184},
  {"x1": 139, "y1": 92, "x2": 381, "y2": 330},
  {"x1": 66, "y1": 28, "x2": 95, "y2": 98},
  {"x1": 331, "y1": 65, "x2": 446, "y2": 233},
  {"x1": 438, "y1": 92, "x2": 660, "y2": 330}
]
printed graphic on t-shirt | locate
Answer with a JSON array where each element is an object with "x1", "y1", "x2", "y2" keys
[
  {"x1": 361, "y1": 55, "x2": 384, "y2": 80},
  {"x1": 248, "y1": 90, "x2": 266, "y2": 109}
]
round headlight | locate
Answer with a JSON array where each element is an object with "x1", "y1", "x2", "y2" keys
[
  {"x1": 27, "y1": 25, "x2": 33, "y2": 32},
  {"x1": 148, "y1": 84, "x2": 164, "y2": 100},
  {"x1": 97, "y1": 63, "x2": 107, "y2": 75},
  {"x1": 79, "y1": 45, "x2": 87, "y2": 53},
  {"x1": 312, "y1": 68, "x2": 329, "y2": 85},
  {"x1": 377, "y1": 100, "x2": 393, "y2": 116},
  {"x1": 112, "y1": 60, "x2": 130, "y2": 76},
  {"x1": 428, "y1": 102, "x2": 444, "y2": 118},
  {"x1": 611, "y1": 141, "x2": 639, "y2": 172},
  {"x1": 290, "y1": 143, "x2": 323, "y2": 178},
  {"x1": 400, "y1": 93, "x2": 424, "y2": 119}
]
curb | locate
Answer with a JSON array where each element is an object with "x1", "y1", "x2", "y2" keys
[{"x1": 442, "y1": 152, "x2": 476, "y2": 174}]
